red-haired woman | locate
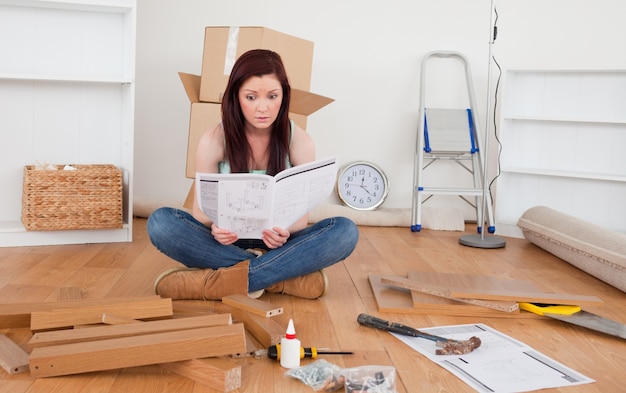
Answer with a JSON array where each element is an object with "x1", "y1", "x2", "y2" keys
[{"x1": 148, "y1": 49, "x2": 358, "y2": 300}]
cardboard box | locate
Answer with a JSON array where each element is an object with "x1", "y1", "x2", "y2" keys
[
  {"x1": 200, "y1": 26, "x2": 314, "y2": 103},
  {"x1": 179, "y1": 72, "x2": 333, "y2": 179}
]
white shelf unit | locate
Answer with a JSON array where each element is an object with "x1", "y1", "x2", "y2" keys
[
  {"x1": 0, "y1": 0, "x2": 136, "y2": 246},
  {"x1": 495, "y1": 70, "x2": 626, "y2": 238}
]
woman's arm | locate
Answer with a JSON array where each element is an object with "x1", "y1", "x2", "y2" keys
[
  {"x1": 286, "y1": 123, "x2": 316, "y2": 233},
  {"x1": 192, "y1": 124, "x2": 225, "y2": 226}
]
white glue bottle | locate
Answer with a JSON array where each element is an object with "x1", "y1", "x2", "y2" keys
[{"x1": 280, "y1": 319, "x2": 301, "y2": 369}]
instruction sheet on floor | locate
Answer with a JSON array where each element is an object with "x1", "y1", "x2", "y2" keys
[{"x1": 392, "y1": 323, "x2": 594, "y2": 393}]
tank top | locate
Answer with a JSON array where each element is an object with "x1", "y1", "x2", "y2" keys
[{"x1": 218, "y1": 120, "x2": 294, "y2": 174}]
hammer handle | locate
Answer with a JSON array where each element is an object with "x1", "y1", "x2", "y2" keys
[{"x1": 357, "y1": 313, "x2": 448, "y2": 343}]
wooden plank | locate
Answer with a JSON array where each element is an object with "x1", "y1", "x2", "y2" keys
[
  {"x1": 230, "y1": 308, "x2": 283, "y2": 348},
  {"x1": 29, "y1": 323, "x2": 246, "y2": 378},
  {"x1": 161, "y1": 357, "x2": 241, "y2": 392},
  {"x1": 30, "y1": 297, "x2": 173, "y2": 331},
  {"x1": 0, "y1": 296, "x2": 161, "y2": 329},
  {"x1": 368, "y1": 275, "x2": 539, "y2": 318},
  {"x1": 28, "y1": 313, "x2": 232, "y2": 349},
  {"x1": 0, "y1": 334, "x2": 29, "y2": 375},
  {"x1": 222, "y1": 294, "x2": 283, "y2": 317},
  {"x1": 380, "y1": 275, "x2": 518, "y2": 312},
  {"x1": 101, "y1": 313, "x2": 141, "y2": 325},
  {"x1": 401, "y1": 270, "x2": 604, "y2": 306},
  {"x1": 231, "y1": 329, "x2": 263, "y2": 358},
  {"x1": 448, "y1": 288, "x2": 604, "y2": 306}
]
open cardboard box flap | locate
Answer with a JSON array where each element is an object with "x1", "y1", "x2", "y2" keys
[{"x1": 179, "y1": 72, "x2": 333, "y2": 116}]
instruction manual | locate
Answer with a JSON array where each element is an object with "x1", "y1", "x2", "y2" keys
[
  {"x1": 196, "y1": 157, "x2": 337, "y2": 239},
  {"x1": 392, "y1": 323, "x2": 594, "y2": 393}
]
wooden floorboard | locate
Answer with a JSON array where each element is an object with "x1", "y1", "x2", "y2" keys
[{"x1": 0, "y1": 218, "x2": 625, "y2": 392}]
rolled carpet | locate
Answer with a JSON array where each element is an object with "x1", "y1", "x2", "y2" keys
[{"x1": 517, "y1": 206, "x2": 626, "y2": 293}]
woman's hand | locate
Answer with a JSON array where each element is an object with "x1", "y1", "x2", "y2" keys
[
  {"x1": 211, "y1": 223, "x2": 239, "y2": 245},
  {"x1": 262, "y1": 227, "x2": 290, "y2": 249}
]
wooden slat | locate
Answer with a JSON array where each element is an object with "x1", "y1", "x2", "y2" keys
[
  {"x1": 448, "y1": 288, "x2": 604, "y2": 306},
  {"x1": 368, "y1": 275, "x2": 540, "y2": 318},
  {"x1": 222, "y1": 294, "x2": 283, "y2": 317},
  {"x1": 161, "y1": 357, "x2": 241, "y2": 392},
  {"x1": 380, "y1": 275, "x2": 518, "y2": 312},
  {"x1": 101, "y1": 313, "x2": 141, "y2": 325},
  {"x1": 28, "y1": 313, "x2": 232, "y2": 349},
  {"x1": 29, "y1": 323, "x2": 246, "y2": 378},
  {"x1": 230, "y1": 308, "x2": 283, "y2": 348},
  {"x1": 0, "y1": 334, "x2": 29, "y2": 375},
  {"x1": 30, "y1": 297, "x2": 173, "y2": 331},
  {"x1": 0, "y1": 296, "x2": 161, "y2": 329}
]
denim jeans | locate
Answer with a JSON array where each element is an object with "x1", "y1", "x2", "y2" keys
[{"x1": 147, "y1": 207, "x2": 359, "y2": 292}]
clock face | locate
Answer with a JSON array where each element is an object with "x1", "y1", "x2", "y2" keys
[{"x1": 337, "y1": 162, "x2": 389, "y2": 210}]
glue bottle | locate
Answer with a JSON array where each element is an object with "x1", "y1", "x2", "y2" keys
[{"x1": 280, "y1": 319, "x2": 301, "y2": 369}]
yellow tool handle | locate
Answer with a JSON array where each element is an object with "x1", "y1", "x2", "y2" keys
[{"x1": 519, "y1": 302, "x2": 581, "y2": 316}]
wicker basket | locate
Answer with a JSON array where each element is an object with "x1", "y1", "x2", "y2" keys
[{"x1": 22, "y1": 164, "x2": 123, "y2": 231}]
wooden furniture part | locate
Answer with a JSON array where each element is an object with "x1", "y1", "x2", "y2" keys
[
  {"x1": 0, "y1": 0, "x2": 136, "y2": 247},
  {"x1": 101, "y1": 313, "x2": 142, "y2": 325},
  {"x1": 0, "y1": 334, "x2": 29, "y2": 374},
  {"x1": 368, "y1": 275, "x2": 540, "y2": 319},
  {"x1": 447, "y1": 288, "x2": 604, "y2": 306},
  {"x1": 230, "y1": 308, "x2": 284, "y2": 348},
  {"x1": 222, "y1": 294, "x2": 284, "y2": 317},
  {"x1": 381, "y1": 275, "x2": 519, "y2": 312},
  {"x1": 29, "y1": 324, "x2": 247, "y2": 378},
  {"x1": 161, "y1": 357, "x2": 241, "y2": 392},
  {"x1": 28, "y1": 314, "x2": 232, "y2": 349},
  {"x1": 496, "y1": 70, "x2": 626, "y2": 238},
  {"x1": 0, "y1": 296, "x2": 162, "y2": 329},
  {"x1": 30, "y1": 297, "x2": 173, "y2": 331}
]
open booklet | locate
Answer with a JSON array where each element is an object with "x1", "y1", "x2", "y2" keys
[{"x1": 196, "y1": 157, "x2": 337, "y2": 239}]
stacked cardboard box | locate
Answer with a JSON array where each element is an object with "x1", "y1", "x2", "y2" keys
[{"x1": 181, "y1": 26, "x2": 334, "y2": 180}]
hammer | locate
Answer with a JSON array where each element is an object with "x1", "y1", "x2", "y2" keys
[{"x1": 357, "y1": 313, "x2": 481, "y2": 355}]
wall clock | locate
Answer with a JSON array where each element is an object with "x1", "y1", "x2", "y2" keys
[{"x1": 337, "y1": 161, "x2": 389, "y2": 210}]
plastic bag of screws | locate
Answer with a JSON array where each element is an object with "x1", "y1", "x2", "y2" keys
[
  {"x1": 340, "y1": 366, "x2": 396, "y2": 393},
  {"x1": 285, "y1": 359, "x2": 344, "y2": 391}
]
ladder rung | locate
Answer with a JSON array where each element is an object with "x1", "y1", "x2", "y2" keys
[{"x1": 417, "y1": 187, "x2": 483, "y2": 196}]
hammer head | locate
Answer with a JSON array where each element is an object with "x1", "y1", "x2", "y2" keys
[{"x1": 435, "y1": 336, "x2": 482, "y2": 355}]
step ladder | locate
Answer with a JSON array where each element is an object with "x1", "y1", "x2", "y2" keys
[{"x1": 411, "y1": 51, "x2": 495, "y2": 233}]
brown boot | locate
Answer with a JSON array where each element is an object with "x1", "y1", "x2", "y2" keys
[
  {"x1": 155, "y1": 260, "x2": 249, "y2": 300},
  {"x1": 265, "y1": 270, "x2": 328, "y2": 299}
]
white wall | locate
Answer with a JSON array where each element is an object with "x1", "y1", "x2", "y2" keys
[{"x1": 134, "y1": 0, "x2": 626, "y2": 215}]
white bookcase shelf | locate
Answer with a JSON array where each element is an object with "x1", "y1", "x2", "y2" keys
[
  {"x1": 495, "y1": 70, "x2": 626, "y2": 238},
  {"x1": 0, "y1": 0, "x2": 136, "y2": 247}
]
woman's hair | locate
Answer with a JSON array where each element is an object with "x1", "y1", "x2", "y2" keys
[{"x1": 221, "y1": 49, "x2": 292, "y2": 175}]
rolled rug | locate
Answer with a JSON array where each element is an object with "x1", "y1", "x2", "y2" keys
[{"x1": 517, "y1": 206, "x2": 626, "y2": 293}]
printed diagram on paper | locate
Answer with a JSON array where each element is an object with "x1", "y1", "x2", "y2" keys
[
  {"x1": 391, "y1": 323, "x2": 594, "y2": 393},
  {"x1": 196, "y1": 157, "x2": 337, "y2": 239}
]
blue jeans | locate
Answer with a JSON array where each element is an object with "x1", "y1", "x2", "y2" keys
[{"x1": 147, "y1": 207, "x2": 359, "y2": 292}]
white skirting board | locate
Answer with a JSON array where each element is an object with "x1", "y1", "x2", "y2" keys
[{"x1": 133, "y1": 197, "x2": 465, "y2": 231}]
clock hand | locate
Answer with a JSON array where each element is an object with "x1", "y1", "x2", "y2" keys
[{"x1": 360, "y1": 185, "x2": 372, "y2": 195}]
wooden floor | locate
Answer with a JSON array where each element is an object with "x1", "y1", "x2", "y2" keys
[{"x1": 1, "y1": 218, "x2": 625, "y2": 392}]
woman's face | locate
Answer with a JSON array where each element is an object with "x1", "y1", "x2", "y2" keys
[{"x1": 238, "y1": 74, "x2": 283, "y2": 130}]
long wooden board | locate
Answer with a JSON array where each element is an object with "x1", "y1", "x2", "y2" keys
[
  {"x1": 0, "y1": 296, "x2": 162, "y2": 329},
  {"x1": 230, "y1": 308, "x2": 283, "y2": 348},
  {"x1": 29, "y1": 324, "x2": 246, "y2": 378},
  {"x1": 447, "y1": 288, "x2": 604, "y2": 306},
  {"x1": 222, "y1": 294, "x2": 283, "y2": 317},
  {"x1": 28, "y1": 313, "x2": 232, "y2": 349},
  {"x1": 30, "y1": 297, "x2": 173, "y2": 331},
  {"x1": 368, "y1": 275, "x2": 540, "y2": 318},
  {"x1": 381, "y1": 275, "x2": 519, "y2": 312}
]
